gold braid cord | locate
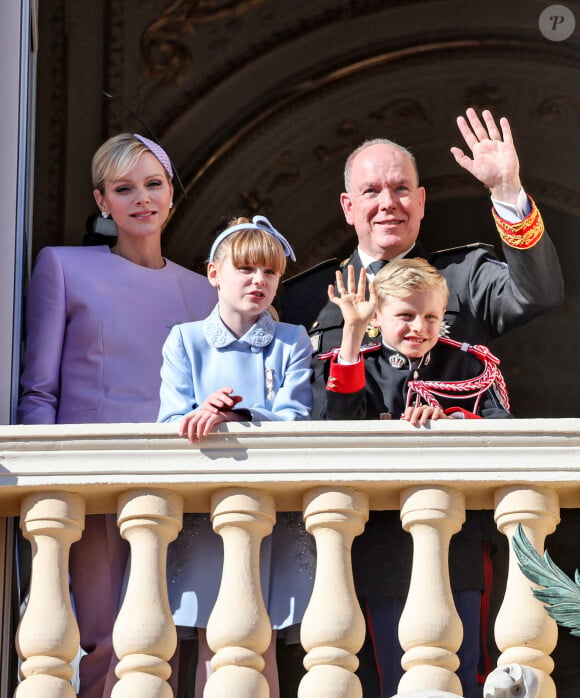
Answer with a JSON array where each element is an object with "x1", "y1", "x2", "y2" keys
[{"x1": 492, "y1": 196, "x2": 544, "y2": 249}]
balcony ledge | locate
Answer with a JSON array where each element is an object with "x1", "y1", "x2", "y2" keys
[{"x1": 1, "y1": 418, "x2": 579, "y2": 514}]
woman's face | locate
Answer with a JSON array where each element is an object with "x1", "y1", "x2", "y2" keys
[{"x1": 93, "y1": 152, "x2": 173, "y2": 242}]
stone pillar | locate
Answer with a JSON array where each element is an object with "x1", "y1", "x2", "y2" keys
[
  {"x1": 398, "y1": 486, "x2": 465, "y2": 695},
  {"x1": 205, "y1": 488, "x2": 276, "y2": 698},
  {"x1": 494, "y1": 486, "x2": 560, "y2": 698},
  {"x1": 112, "y1": 489, "x2": 183, "y2": 698},
  {"x1": 298, "y1": 487, "x2": 369, "y2": 698},
  {"x1": 15, "y1": 491, "x2": 85, "y2": 698}
]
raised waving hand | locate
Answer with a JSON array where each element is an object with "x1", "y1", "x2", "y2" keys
[
  {"x1": 450, "y1": 108, "x2": 522, "y2": 204},
  {"x1": 328, "y1": 265, "x2": 378, "y2": 363}
]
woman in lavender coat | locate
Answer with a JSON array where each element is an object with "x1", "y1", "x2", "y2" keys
[{"x1": 17, "y1": 133, "x2": 216, "y2": 698}]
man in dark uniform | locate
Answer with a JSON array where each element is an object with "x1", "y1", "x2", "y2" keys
[
  {"x1": 282, "y1": 109, "x2": 562, "y2": 417},
  {"x1": 279, "y1": 108, "x2": 564, "y2": 698}
]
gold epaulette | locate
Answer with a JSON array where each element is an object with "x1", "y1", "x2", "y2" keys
[{"x1": 492, "y1": 196, "x2": 544, "y2": 250}]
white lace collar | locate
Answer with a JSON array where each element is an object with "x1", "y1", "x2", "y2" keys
[{"x1": 203, "y1": 305, "x2": 276, "y2": 348}]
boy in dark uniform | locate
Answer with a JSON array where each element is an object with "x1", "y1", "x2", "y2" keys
[
  {"x1": 322, "y1": 258, "x2": 510, "y2": 423},
  {"x1": 322, "y1": 258, "x2": 511, "y2": 698}
]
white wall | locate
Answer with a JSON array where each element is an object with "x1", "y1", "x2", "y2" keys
[
  {"x1": 0, "y1": 0, "x2": 35, "y2": 425},
  {"x1": 0, "y1": 2, "x2": 34, "y2": 694}
]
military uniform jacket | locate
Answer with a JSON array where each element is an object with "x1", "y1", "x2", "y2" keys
[
  {"x1": 281, "y1": 207, "x2": 563, "y2": 417},
  {"x1": 322, "y1": 340, "x2": 511, "y2": 421}
]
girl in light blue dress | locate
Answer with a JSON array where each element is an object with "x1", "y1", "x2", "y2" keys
[{"x1": 158, "y1": 215, "x2": 314, "y2": 698}]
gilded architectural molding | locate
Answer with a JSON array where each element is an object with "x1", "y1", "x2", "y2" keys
[{"x1": 141, "y1": 0, "x2": 266, "y2": 83}]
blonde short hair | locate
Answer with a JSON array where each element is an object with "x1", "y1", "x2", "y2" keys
[
  {"x1": 92, "y1": 133, "x2": 171, "y2": 194},
  {"x1": 211, "y1": 217, "x2": 287, "y2": 276},
  {"x1": 373, "y1": 258, "x2": 449, "y2": 308}
]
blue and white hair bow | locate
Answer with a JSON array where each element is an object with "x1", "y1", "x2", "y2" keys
[{"x1": 208, "y1": 215, "x2": 296, "y2": 262}]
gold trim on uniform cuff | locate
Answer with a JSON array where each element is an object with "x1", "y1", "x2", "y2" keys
[{"x1": 492, "y1": 196, "x2": 544, "y2": 250}]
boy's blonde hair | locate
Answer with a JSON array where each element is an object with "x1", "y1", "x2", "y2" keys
[
  {"x1": 373, "y1": 258, "x2": 449, "y2": 308},
  {"x1": 211, "y1": 217, "x2": 287, "y2": 276}
]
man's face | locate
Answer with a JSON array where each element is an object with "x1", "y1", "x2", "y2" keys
[{"x1": 340, "y1": 144, "x2": 426, "y2": 260}]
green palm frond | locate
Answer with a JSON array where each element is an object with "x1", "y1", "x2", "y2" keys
[{"x1": 512, "y1": 523, "x2": 580, "y2": 637}]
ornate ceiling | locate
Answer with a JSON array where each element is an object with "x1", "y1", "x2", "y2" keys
[{"x1": 32, "y1": 0, "x2": 580, "y2": 417}]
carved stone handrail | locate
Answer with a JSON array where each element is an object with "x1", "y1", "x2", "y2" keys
[{"x1": 1, "y1": 419, "x2": 579, "y2": 698}]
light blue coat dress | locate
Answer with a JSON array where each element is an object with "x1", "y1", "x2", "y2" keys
[{"x1": 159, "y1": 305, "x2": 315, "y2": 632}]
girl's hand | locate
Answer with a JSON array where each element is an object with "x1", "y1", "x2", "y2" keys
[
  {"x1": 179, "y1": 408, "x2": 230, "y2": 442},
  {"x1": 328, "y1": 265, "x2": 377, "y2": 328},
  {"x1": 402, "y1": 404, "x2": 449, "y2": 427},
  {"x1": 199, "y1": 387, "x2": 243, "y2": 414}
]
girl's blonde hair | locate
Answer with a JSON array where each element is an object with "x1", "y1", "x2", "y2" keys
[
  {"x1": 373, "y1": 258, "x2": 449, "y2": 308},
  {"x1": 211, "y1": 217, "x2": 287, "y2": 276},
  {"x1": 92, "y1": 133, "x2": 172, "y2": 194}
]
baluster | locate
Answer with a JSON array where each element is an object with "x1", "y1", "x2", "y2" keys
[
  {"x1": 298, "y1": 487, "x2": 369, "y2": 698},
  {"x1": 398, "y1": 486, "x2": 465, "y2": 695},
  {"x1": 494, "y1": 486, "x2": 559, "y2": 698},
  {"x1": 205, "y1": 488, "x2": 275, "y2": 698},
  {"x1": 112, "y1": 489, "x2": 183, "y2": 698},
  {"x1": 15, "y1": 492, "x2": 85, "y2": 698}
]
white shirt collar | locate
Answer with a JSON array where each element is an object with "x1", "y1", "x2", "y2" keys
[{"x1": 357, "y1": 245, "x2": 416, "y2": 278}]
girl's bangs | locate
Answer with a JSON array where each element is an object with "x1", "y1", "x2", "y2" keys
[{"x1": 229, "y1": 230, "x2": 286, "y2": 274}]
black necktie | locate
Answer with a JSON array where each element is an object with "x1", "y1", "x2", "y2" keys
[{"x1": 367, "y1": 260, "x2": 388, "y2": 275}]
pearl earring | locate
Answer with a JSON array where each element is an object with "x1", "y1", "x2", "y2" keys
[
  {"x1": 101, "y1": 211, "x2": 110, "y2": 219},
  {"x1": 169, "y1": 201, "x2": 174, "y2": 209}
]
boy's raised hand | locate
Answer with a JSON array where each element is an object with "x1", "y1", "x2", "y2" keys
[
  {"x1": 328, "y1": 265, "x2": 377, "y2": 328},
  {"x1": 329, "y1": 265, "x2": 379, "y2": 363}
]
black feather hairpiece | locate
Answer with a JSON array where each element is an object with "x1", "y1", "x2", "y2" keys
[{"x1": 102, "y1": 90, "x2": 186, "y2": 198}]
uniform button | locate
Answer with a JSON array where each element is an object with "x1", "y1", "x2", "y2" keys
[{"x1": 413, "y1": 370, "x2": 419, "y2": 380}]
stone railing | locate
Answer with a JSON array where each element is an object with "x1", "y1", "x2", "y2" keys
[{"x1": 1, "y1": 419, "x2": 579, "y2": 698}]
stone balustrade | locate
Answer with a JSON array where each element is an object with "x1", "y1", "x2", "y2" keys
[{"x1": 1, "y1": 418, "x2": 579, "y2": 698}]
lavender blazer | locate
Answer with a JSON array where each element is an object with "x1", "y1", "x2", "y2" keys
[{"x1": 17, "y1": 245, "x2": 217, "y2": 424}]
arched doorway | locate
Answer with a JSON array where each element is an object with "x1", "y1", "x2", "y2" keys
[{"x1": 33, "y1": 0, "x2": 580, "y2": 417}]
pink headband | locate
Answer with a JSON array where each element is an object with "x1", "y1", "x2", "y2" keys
[{"x1": 133, "y1": 134, "x2": 173, "y2": 180}]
